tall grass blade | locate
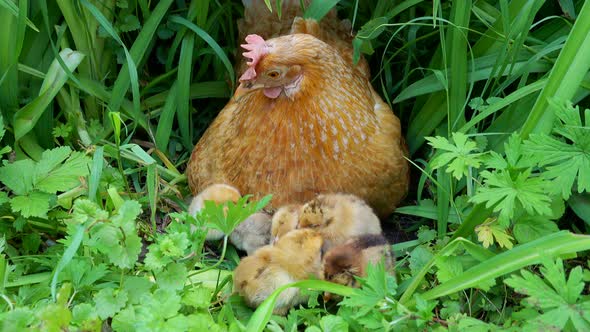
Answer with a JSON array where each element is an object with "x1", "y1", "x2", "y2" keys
[
  {"x1": 50, "y1": 224, "x2": 85, "y2": 301},
  {"x1": 88, "y1": 146, "x2": 104, "y2": 203},
  {"x1": 155, "y1": 82, "x2": 178, "y2": 151},
  {"x1": 413, "y1": 231, "x2": 590, "y2": 305},
  {"x1": 170, "y1": 15, "x2": 236, "y2": 88},
  {"x1": 14, "y1": 49, "x2": 84, "y2": 140},
  {"x1": 247, "y1": 280, "x2": 355, "y2": 332},
  {"x1": 177, "y1": 34, "x2": 195, "y2": 150},
  {"x1": 94, "y1": 0, "x2": 174, "y2": 131},
  {"x1": 303, "y1": 0, "x2": 339, "y2": 21},
  {"x1": 147, "y1": 163, "x2": 158, "y2": 232},
  {"x1": 0, "y1": 0, "x2": 38, "y2": 31},
  {"x1": 0, "y1": 2, "x2": 20, "y2": 115},
  {"x1": 444, "y1": 0, "x2": 470, "y2": 130},
  {"x1": 520, "y1": 0, "x2": 590, "y2": 137}
]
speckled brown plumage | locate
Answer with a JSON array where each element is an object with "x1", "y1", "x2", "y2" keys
[{"x1": 187, "y1": 0, "x2": 409, "y2": 218}]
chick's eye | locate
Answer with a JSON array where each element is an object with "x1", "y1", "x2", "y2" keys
[{"x1": 267, "y1": 70, "x2": 280, "y2": 79}]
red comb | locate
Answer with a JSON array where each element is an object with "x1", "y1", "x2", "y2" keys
[{"x1": 239, "y1": 34, "x2": 269, "y2": 82}]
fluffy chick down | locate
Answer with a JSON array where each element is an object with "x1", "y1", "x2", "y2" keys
[
  {"x1": 233, "y1": 228, "x2": 323, "y2": 315},
  {"x1": 270, "y1": 204, "x2": 301, "y2": 243},
  {"x1": 230, "y1": 212, "x2": 272, "y2": 255},
  {"x1": 298, "y1": 193, "x2": 382, "y2": 251}
]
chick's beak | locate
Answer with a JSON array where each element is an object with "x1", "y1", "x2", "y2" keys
[{"x1": 234, "y1": 81, "x2": 265, "y2": 100}]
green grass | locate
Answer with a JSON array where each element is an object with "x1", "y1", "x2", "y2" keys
[{"x1": 0, "y1": 0, "x2": 589, "y2": 331}]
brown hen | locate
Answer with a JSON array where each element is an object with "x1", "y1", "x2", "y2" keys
[{"x1": 187, "y1": 0, "x2": 409, "y2": 218}]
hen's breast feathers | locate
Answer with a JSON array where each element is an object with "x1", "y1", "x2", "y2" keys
[
  {"x1": 188, "y1": 6, "x2": 409, "y2": 216},
  {"x1": 189, "y1": 59, "x2": 406, "y2": 215}
]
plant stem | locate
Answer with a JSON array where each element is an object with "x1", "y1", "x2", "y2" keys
[{"x1": 189, "y1": 235, "x2": 229, "y2": 276}]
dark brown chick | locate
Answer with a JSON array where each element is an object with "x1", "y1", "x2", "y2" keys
[{"x1": 322, "y1": 233, "x2": 395, "y2": 301}]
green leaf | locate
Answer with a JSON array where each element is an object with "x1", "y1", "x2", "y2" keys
[
  {"x1": 182, "y1": 287, "x2": 212, "y2": 310},
  {"x1": 247, "y1": 280, "x2": 355, "y2": 332},
  {"x1": 409, "y1": 246, "x2": 434, "y2": 274},
  {"x1": 568, "y1": 192, "x2": 590, "y2": 226},
  {"x1": 169, "y1": 15, "x2": 235, "y2": 88},
  {"x1": 435, "y1": 256, "x2": 464, "y2": 283},
  {"x1": 119, "y1": 14, "x2": 141, "y2": 32},
  {"x1": 94, "y1": 288, "x2": 129, "y2": 320},
  {"x1": 71, "y1": 303, "x2": 101, "y2": 331},
  {"x1": 200, "y1": 194, "x2": 272, "y2": 236},
  {"x1": 513, "y1": 216, "x2": 559, "y2": 244},
  {"x1": 87, "y1": 200, "x2": 142, "y2": 269},
  {"x1": 427, "y1": 132, "x2": 483, "y2": 180},
  {"x1": 122, "y1": 276, "x2": 154, "y2": 304},
  {"x1": 0, "y1": 159, "x2": 35, "y2": 195},
  {"x1": 0, "y1": 146, "x2": 90, "y2": 196},
  {"x1": 505, "y1": 258, "x2": 590, "y2": 330},
  {"x1": 523, "y1": 101, "x2": 590, "y2": 199},
  {"x1": 475, "y1": 222, "x2": 514, "y2": 249},
  {"x1": 155, "y1": 262, "x2": 187, "y2": 291},
  {"x1": 470, "y1": 168, "x2": 552, "y2": 225},
  {"x1": 35, "y1": 149, "x2": 91, "y2": 193},
  {"x1": 52, "y1": 224, "x2": 86, "y2": 301},
  {"x1": 520, "y1": 0, "x2": 590, "y2": 137},
  {"x1": 319, "y1": 315, "x2": 349, "y2": 332},
  {"x1": 10, "y1": 191, "x2": 54, "y2": 218}
]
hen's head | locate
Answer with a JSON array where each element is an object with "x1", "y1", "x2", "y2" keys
[{"x1": 236, "y1": 33, "x2": 325, "y2": 99}]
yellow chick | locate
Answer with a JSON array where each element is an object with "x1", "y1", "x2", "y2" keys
[
  {"x1": 230, "y1": 212, "x2": 272, "y2": 255},
  {"x1": 270, "y1": 204, "x2": 301, "y2": 243},
  {"x1": 322, "y1": 233, "x2": 395, "y2": 301},
  {"x1": 298, "y1": 193, "x2": 382, "y2": 250},
  {"x1": 233, "y1": 229, "x2": 323, "y2": 315},
  {"x1": 188, "y1": 183, "x2": 242, "y2": 240}
]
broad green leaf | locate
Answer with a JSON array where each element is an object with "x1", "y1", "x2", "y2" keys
[
  {"x1": 94, "y1": 288, "x2": 129, "y2": 320},
  {"x1": 523, "y1": 101, "x2": 590, "y2": 199},
  {"x1": 513, "y1": 216, "x2": 559, "y2": 244},
  {"x1": 156, "y1": 263, "x2": 188, "y2": 291},
  {"x1": 35, "y1": 149, "x2": 92, "y2": 193},
  {"x1": 427, "y1": 132, "x2": 482, "y2": 180},
  {"x1": 471, "y1": 168, "x2": 552, "y2": 225},
  {"x1": 475, "y1": 222, "x2": 514, "y2": 249},
  {"x1": 0, "y1": 159, "x2": 35, "y2": 195},
  {"x1": 568, "y1": 192, "x2": 590, "y2": 226},
  {"x1": 10, "y1": 191, "x2": 53, "y2": 218}
]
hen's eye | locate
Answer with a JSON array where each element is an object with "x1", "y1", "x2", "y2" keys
[{"x1": 267, "y1": 70, "x2": 280, "y2": 78}]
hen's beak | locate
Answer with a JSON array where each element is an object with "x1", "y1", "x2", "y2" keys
[{"x1": 234, "y1": 81, "x2": 265, "y2": 100}]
